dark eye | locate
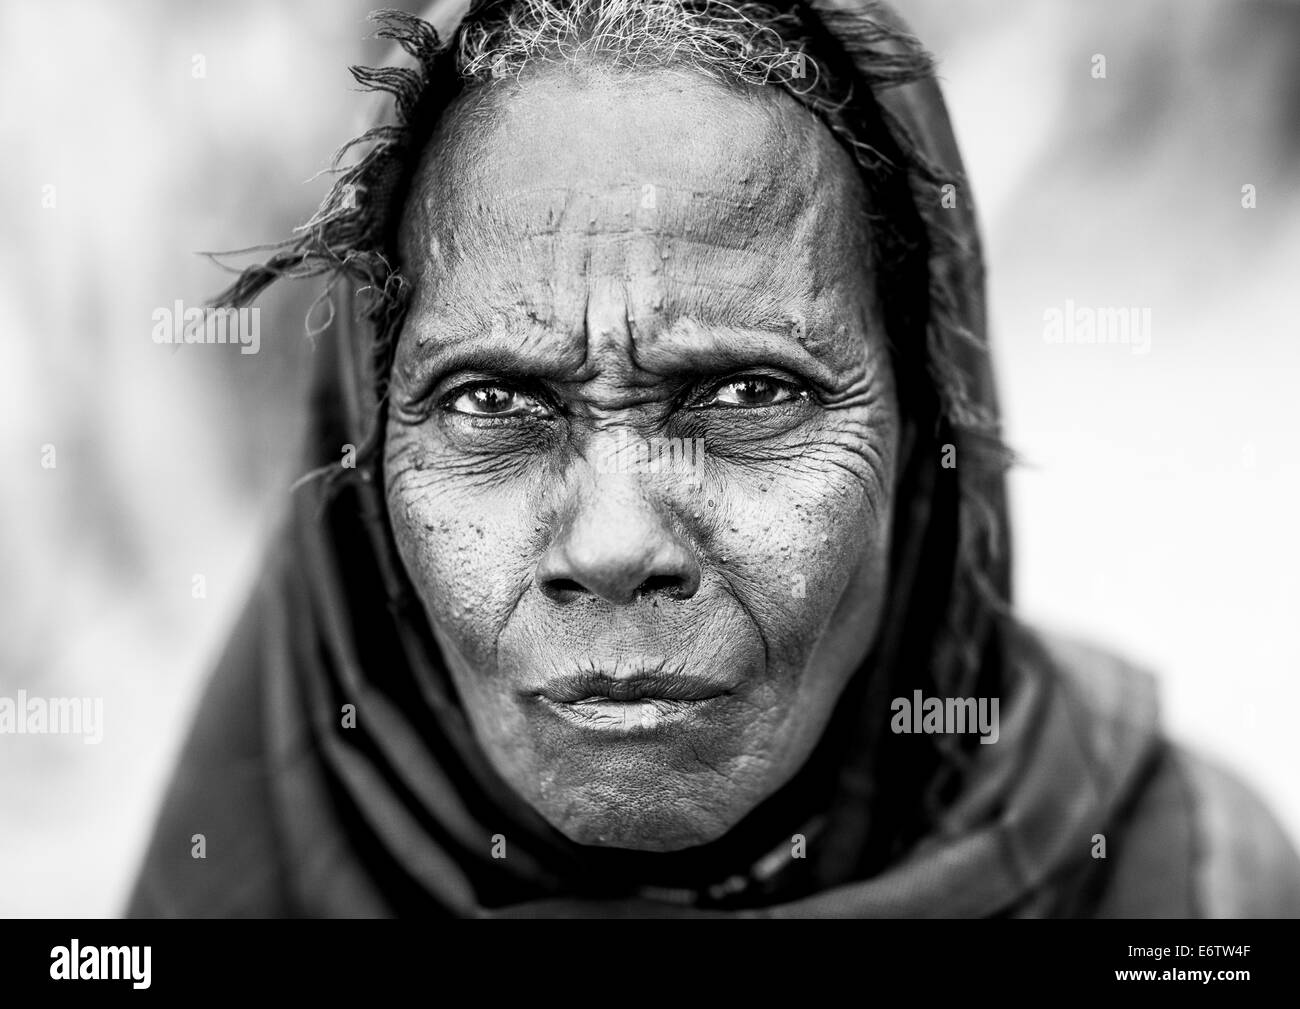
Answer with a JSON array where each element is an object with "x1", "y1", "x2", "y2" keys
[
  {"x1": 445, "y1": 382, "x2": 551, "y2": 418},
  {"x1": 700, "y1": 375, "x2": 804, "y2": 409}
]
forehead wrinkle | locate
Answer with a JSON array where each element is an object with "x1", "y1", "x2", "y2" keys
[
  {"x1": 428, "y1": 187, "x2": 823, "y2": 278},
  {"x1": 436, "y1": 161, "x2": 868, "y2": 326},
  {"x1": 419, "y1": 206, "x2": 811, "y2": 343},
  {"x1": 404, "y1": 205, "x2": 867, "y2": 386},
  {"x1": 433, "y1": 188, "x2": 830, "y2": 301}
]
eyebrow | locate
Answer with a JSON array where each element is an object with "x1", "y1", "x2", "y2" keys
[
  {"x1": 404, "y1": 308, "x2": 849, "y2": 391},
  {"x1": 401, "y1": 313, "x2": 590, "y2": 385},
  {"x1": 634, "y1": 318, "x2": 843, "y2": 386}
]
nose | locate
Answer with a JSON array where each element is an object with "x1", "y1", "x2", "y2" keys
[{"x1": 537, "y1": 480, "x2": 702, "y2": 605}]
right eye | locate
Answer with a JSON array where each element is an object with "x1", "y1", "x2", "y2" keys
[{"x1": 444, "y1": 381, "x2": 552, "y2": 419}]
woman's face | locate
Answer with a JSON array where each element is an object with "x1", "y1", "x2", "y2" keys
[{"x1": 384, "y1": 67, "x2": 900, "y2": 851}]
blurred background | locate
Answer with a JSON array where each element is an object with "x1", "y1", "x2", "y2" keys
[{"x1": 2, "y1": 0, "x2": 1297, "y2": 916}]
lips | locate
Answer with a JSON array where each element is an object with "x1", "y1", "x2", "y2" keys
[{"x1": 537, "y1": 667, "x2": 733, "y2": 704}]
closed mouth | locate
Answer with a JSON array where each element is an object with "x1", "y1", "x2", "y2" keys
[{"x1": 534, "y1": 667, "x2": 735, "y2": 705}]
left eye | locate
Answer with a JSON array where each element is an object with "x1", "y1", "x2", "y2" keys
[
  {"x1": 446, "y1": 383, "x2": 550, "y2": 417},
  {"x1": 701, "y1": 375, "x2": 804, "y2": 409}
]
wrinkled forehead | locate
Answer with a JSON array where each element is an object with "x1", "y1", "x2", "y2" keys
[{"x1": 397, "y1": 67, "x2": 877, "y2": 357}]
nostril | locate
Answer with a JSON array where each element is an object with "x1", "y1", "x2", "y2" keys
[
  {"x1": 543, "y1": 577, "x2": 588, "y2": 598},
  {"x1": 635, "y1": 574, "x2": 686, "y2": 599}
]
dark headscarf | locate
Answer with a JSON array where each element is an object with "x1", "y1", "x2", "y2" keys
[{"x1": 126, "y1": 0, "x2": 1171, "y2": 917}]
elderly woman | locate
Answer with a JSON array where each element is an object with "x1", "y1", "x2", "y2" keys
[{"x1": 128, "y1": 0, "x2": 1300, "y2": 917}]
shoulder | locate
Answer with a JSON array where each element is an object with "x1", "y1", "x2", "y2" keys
[
  {"x1": 1092, "y1": 742, "x2": 1300, "y2": 918},
  {"x1": 1008, "y1": 625, "x2": 1300, "y2": 917},
  {"x1": 1169, "y1": 747, "x2": 1300, "y2": 917}
]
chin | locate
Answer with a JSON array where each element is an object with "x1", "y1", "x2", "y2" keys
[{"x1": 542, "y1": 785, "x2": 737, "y2": 852}]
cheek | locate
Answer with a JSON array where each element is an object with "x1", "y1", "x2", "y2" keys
[
  {"x1": 710, "y1": 438, "x2": 893, "y2": 676},
  {"x1": 383, "y1": 424, "x2": 538, "y2": 673}
]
